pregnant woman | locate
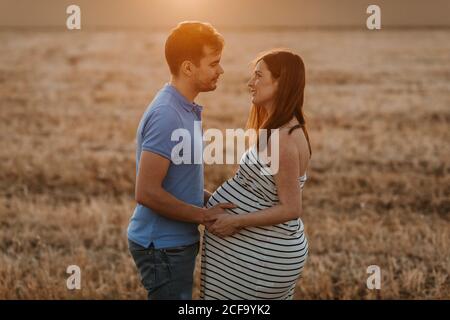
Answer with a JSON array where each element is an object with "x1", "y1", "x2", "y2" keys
[{"x1": 200, "y1": 49, "x2": 312, "y2": 300}]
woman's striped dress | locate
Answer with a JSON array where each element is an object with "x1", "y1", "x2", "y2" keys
[{"x1": 200, "y1": 145, "x2": 309, "y2": 300}]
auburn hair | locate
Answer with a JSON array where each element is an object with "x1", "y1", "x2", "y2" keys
[{"x1": 246, "y1": 49, "x2": 312, "y2": 157}]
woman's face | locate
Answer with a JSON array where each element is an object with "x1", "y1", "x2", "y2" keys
[{"x1": 247, "y1": 60, "x2": 278, "y2": 110}]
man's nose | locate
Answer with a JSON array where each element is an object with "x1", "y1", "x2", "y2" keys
[{"x1": 218, "y1": 65, "x2": 224, "y2": 74}]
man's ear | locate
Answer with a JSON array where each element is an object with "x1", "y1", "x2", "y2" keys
[{"x1": 180, "y1": 60, "x2": 193, "y2": 77}]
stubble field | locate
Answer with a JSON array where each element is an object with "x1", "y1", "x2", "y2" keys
[{"x1": 0, "y1": 28, "x2": 449, "y2": 299}]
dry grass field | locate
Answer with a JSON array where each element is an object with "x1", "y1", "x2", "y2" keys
[{"x1": 0, "y1": 28, "x2": 449, "y2": 299}]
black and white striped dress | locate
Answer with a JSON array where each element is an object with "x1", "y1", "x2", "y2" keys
[{"x1": 200, "y1": 145, "x2": 309, "y2": 300}]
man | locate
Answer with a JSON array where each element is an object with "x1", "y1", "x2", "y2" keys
[{"x1": 127, "y1": 21, "x2": 235, "y2": 300}]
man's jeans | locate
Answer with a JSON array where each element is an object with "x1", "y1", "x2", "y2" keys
[{"x1": 128, "y1": 239, "x2": 199, "y2": 300}]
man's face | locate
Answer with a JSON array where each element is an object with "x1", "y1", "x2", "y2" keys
[{"x1": 191, "y1": 45, "x2": 224, "y2": 92}]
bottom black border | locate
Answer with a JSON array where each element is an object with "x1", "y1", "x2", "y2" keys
[{"x1": 0, "y1": 300, "x2": 448, "y2": 318}]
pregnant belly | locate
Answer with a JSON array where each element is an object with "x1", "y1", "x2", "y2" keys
[
  {"x1": 206, "y1": 180, "x2": 305, "y2": 237},
  {"x1": 205, "y1": 180, "x2": 270, "y2": 214}
]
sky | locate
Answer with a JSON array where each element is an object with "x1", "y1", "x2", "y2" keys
[{"x1": 0, "y1": 0, "x2": 449, "y2": 28}]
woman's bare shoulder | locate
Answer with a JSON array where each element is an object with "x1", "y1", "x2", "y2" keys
[{"x1": 279, "y1": 127, "x2": 310, "y2": 172}]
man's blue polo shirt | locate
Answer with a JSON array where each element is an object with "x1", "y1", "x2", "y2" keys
[{"x1": 127, "y1": 83, "x2": 204, "y2": 249}]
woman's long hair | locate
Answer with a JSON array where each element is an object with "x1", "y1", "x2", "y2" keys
[{"x1": 246, "y1": 49, "x2": 312, "y2": 157}]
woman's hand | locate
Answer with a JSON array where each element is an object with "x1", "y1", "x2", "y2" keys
[{"x1": 207, "y1": 214, "x2": 242, "y2": 237}]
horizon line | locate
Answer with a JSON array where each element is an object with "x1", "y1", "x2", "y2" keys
[{"x1": 1, "y1": 24, "x2": 450, "y2": 32}]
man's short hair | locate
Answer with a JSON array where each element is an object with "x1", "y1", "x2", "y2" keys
[{"x1": 165, "y1": 21, "x2": 224, "y2": 76}]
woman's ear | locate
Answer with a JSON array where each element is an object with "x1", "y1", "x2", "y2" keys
[{"x1": 273, "y1": 78, "x2": 279, "y2": 89}]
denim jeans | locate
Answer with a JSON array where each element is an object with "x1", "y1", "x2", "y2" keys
[{"x1": 128, "y1": 239, "x2": 199, "y2": 300}]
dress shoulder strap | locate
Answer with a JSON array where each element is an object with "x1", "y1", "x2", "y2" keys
[{"x1": 288, "y1": 124, "x2": 303, "y2": 134}]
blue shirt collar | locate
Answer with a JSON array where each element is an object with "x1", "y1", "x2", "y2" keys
[{"x1": 163, "y1": 83, "x2": 203, "y2": 115}]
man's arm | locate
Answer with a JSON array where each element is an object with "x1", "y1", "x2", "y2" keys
[{"x1": 135, "y1": 151, "x2": 235, "y2": 225}]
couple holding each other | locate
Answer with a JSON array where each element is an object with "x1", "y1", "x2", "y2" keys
[{"x1": 127, "y1": 21, "x2": 311, "y2": 300}]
